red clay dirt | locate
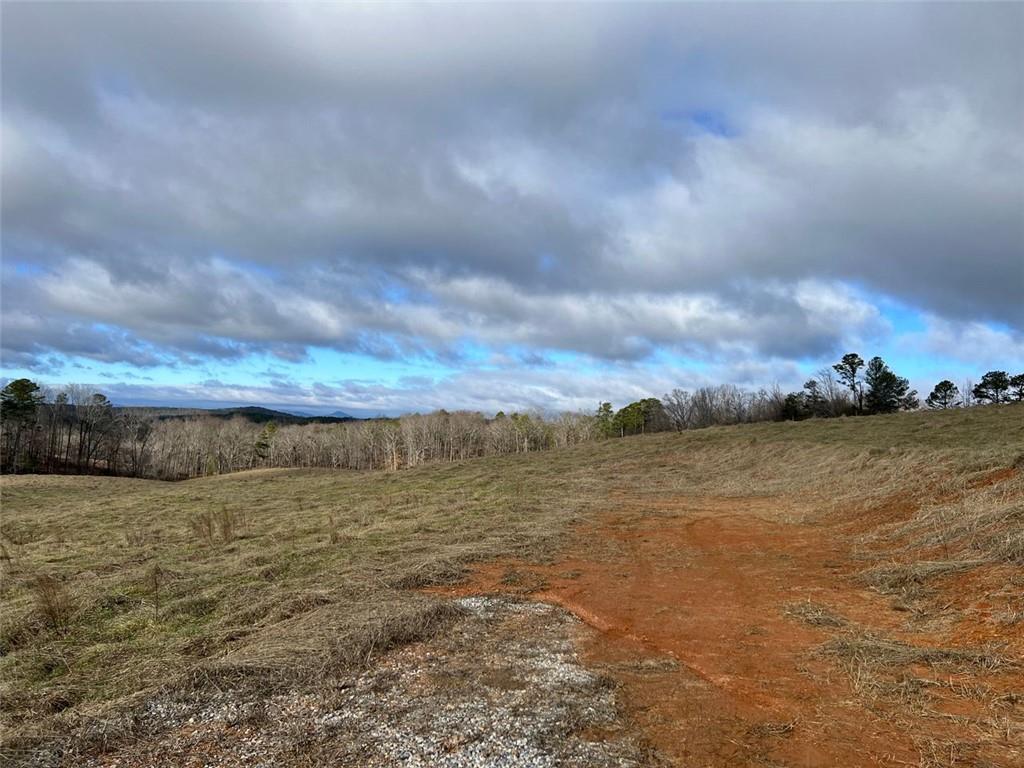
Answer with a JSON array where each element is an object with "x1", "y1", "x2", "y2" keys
[{"x1": 430, "y1": 493, "x2": 1022, "y2": 767}]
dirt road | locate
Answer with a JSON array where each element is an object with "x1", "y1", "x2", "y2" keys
[{"x1": 434, "y1": 492, "x2": 1023, "y2": 767}]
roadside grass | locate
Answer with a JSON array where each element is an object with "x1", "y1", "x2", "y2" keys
[{"x1": 1, "y1": 403, "x2": 1022, "y2": 760}]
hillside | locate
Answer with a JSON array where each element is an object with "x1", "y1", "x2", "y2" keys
[{"x1": 1, "y1": 404, "x2": 1022, "y2": 766}]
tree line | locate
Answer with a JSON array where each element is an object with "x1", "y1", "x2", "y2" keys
[
  {"x1": 0, "y1": 381, "x2": 597, "y2": 478},
  {"x1": 2, "y1": 358, "x2": 1021, "y2": 478}
]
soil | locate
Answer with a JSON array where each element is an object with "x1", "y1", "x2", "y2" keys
[{"x1": 431, "y1": 493, "x2": 1024, "y2": 767}]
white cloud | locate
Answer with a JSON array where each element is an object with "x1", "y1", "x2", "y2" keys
[{"x1": 903, "y1": 316, "x2": 1024, "y2": 370}]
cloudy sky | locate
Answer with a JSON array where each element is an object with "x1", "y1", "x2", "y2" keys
[{"x1": 2, "y1": 3, "x2": 1022, "y2": 415}]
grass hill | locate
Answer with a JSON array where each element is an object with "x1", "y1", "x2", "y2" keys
[{"x1": 1, "y1": 404, "x2": 1022, "y2": 765}]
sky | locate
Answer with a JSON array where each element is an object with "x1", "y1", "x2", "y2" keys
[{"x1": 2, "y1": 3, "x2": 1023, "y2": 416}]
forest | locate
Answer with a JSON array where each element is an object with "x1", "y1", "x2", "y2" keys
[{"x1": 2, "y1": 356, "x2": 1022, "y2": 480}]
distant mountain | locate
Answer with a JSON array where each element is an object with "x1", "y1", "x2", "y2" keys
[
  {"x1": 119, "y1": 405, "x2": 357, "y2": 425},
  {"x1": 265, "y1": 407, "x2": 354, "y2": 419},
  {"x1": 270, "y1": 407, "x2": 355, "y2": 420},
  {"x1": 208, "y1": 406, "x2": 305, "y2": 424}
]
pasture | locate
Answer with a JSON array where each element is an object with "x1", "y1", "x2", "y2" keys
[{"x1": 2, "y1": 404, "x2": 1022, "y2": 766}]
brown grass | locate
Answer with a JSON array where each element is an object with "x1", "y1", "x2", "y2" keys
[
  {"x1": 783, "y1": 600, "x2": 847, "y2": 627},
  {"x1": 1, "y1": 402, "x2": 1021, "y2": 762},
  {"x1": 862, "y1": 559, "x2": 988, "y2": 598},
  {"x1": 187, "y1": 510, "x2": 215, "y2": 546},
  {"x1": 821, "y1": 633, "x2": 1013, "y2": 674},
  {"x1": 30, "y1": 575, "x2": 74, "y2": 635}
]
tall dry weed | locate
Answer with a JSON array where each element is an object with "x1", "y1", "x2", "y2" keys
[{"x1": 32, "y1": 574, "x2": 74, "y2": 633}]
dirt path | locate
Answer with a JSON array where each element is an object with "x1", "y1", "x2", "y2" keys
[{"x1": 432, "y1": 494, "x2": 1021, "y2": 767}]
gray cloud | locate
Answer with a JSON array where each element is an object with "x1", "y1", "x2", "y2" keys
[
  {"x1": 69, "y1": 360, "x2": 768, "y2": 417},
  {"x1": 2, "y1": 3, "x2": 1022, "y2": 382}
]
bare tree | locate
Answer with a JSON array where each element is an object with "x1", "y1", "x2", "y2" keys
[
  {"x1": 662, "y1": 389, "x2": 692, "y2": 431},
  {"x1": 962, "y1": 379, "x2": 976, "y2": 408}
]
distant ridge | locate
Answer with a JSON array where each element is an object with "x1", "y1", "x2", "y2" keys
[
  {"x1": 119, "y1": 405, "x2": 357, "y2": 425},
  {"x1": 274, "y1": 407, "x2": 354, "y2": 420}
]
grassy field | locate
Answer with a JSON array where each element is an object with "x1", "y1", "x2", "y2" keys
[{"x1": 2, "y1": 404, "x2": 1022, "y2": 762}]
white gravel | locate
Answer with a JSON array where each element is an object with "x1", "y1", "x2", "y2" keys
[{"x1": 67, "y1": 597, "x2": 647, "y2": 768}]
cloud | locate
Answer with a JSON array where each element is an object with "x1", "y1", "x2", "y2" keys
[
  {"x1": 902, "y1": 316, "x2": 1024, "y2": 370},
  {"x1": 4, "y1": 252, "x2": 884, "y2": 366},
  {"x1": 52, "y1": 357, "x2": 785, "y2": 417},
  {"x1": 2, "y1": 3, "x2": 1021, "y2": 398}
]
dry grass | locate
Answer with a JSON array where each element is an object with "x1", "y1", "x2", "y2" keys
[
  {"x1": 30, "y1": 575, "x2": 74, "y2": 635},
  {"x1": 0, "y1": 461, "x2": 609, "y2": 757},
  {"x1": 817, "y1": 625, "x2": 1023, "y2": 767},
  {"x1": 784, "y1": 600, "x2": 847, "y2": 627},
  {"x1": 862, "y1": 559, "x2": 989, "y2": 599},
  {"x1": 857, "y1": 463, "x2": 1023, "y2": 608},
  {"x1": 186, "y1": 506, "x2": 247, "y2": 546},
  {"x1": 187, "y1": 510, "x2": 216, "y2": 545},
  {"x1": 995, "y1": 608, "x2": 1024, "y2": 627},
  {"x1": 747, "y1": 720, "x2": 797, "y2": 738},
  {"x1": 822, "y1": 634, "x2": 1013, "y2": 674},
  {"x1": 1, "y1": 402, "x2": 1022, "y2": 761}
]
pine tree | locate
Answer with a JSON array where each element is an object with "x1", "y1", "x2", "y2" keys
[
  {"x1": 972, "y1": 371, "x2": 1010, "y2": 405},
  {"x1": 832, "y1": 353, "x2": 865, "y2": 413},
  {"x1": 595, "y1": 402, "x2": 615, "y2": 438},
  {"x1": 925, "y1": 380, "x2": 960, "y2": 409},
  {"x1": 1008, "y1": 373, "x2": 1024, "y2": 402},
  {"x1": 1, "y1": 378, "x2": 44, "y2": 472},
  {"x1": 803, "y1": 379, "x2": 825, "y2": 416},
  {"x1": 863, "y1": 357, "x2": 915, "y2": 414}
]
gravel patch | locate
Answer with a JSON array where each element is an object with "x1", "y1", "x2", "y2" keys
[{"x1": 67, "y1": 597, "x2": 646, "y2": 768}]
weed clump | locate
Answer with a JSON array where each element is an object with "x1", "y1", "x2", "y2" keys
[
  {"x1": 189, "y1": 511, "x2": 215, "y2": 545},
  {"x1": 189, "y1": 506, "x2": 246, "y2": 545},
  {"x1": 32, "y1": 575, "x2": 74, "y2": 634}
]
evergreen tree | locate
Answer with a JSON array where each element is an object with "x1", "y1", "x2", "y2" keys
[
  {"x1": 863, "y1": 357, "x2": 916, "y2": 414},
  {"x1": 802, "y1": 379, "x2": 825, "y2": 417},
  {"x1": 595, "y1": 402, "x2": 616, "y2": 438},
  {"x1": 609, "y1": 398, "x2": 669, "y2": 436},
  {"x1": 254, "y1": 422, "x2": 277, "y2": 461},
  {"x1": 1, "y1": 378, "x2": 44, "y2": 472},
  {"x1": 1, "y1": 378, "x2": 43, "y2": 422},
  {"x1": 612, "y1": 402, "x2": 643, "y2": 436},
  {"x1": 972, "y1": 371, "x2": 1010, "y2": 405},
  {"x1": 781, "y1": 392, "x2": 809, "y2": 421},
  {"x1": 1008, "y1": 373, "x2": 1024, "y2": 402},
  {"x1": 638, "y1": 397, "x2": 669, "y2": 432},
  {"x1": 832, "y1": 353, "x2": 865, "y2": 413},
  {"x1": 925, "y1": 380, "x2": 960, "y2": 409},
  {"x1": 901, "y1": 388, "x2": 920, "y2": 411}
]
